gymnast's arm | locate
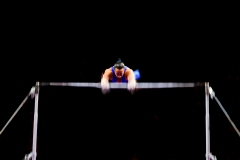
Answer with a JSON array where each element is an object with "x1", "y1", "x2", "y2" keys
[
  {"x1": 125, "y1": 68, "x2": 136, "y2": 81},
  {"x1": 101, "y1": 68, "x2": 112, "y2": 81}
]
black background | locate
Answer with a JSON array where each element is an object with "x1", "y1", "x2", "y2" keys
[{"x1": 1, "y1": 6, "x2": 240, "y2": 160}]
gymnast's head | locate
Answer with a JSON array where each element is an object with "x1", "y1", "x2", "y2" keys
[{"x1": 114, "y1": 59, "x2": 125, "y2": 78}]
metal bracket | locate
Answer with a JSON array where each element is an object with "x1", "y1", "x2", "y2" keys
[
  {"x1": 206, "y1": 153, "x2": 217, "y2": 160},
  {"x1": 208, "y1": 87, "x2": 215, "y2": 99},
  {"x1": 23, "y1": 152, "x2": 33, "y2": 160},
  {"x1": 30, "y1": 86, "x2": 35, "y2": 99}
]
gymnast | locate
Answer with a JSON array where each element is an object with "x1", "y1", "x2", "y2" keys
[{"x1": 101, "y1": 59, "x2": 140, "y2": 94}]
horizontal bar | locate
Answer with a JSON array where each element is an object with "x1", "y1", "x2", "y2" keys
[{"x1": 40, "y1": 82, "x2": 204, "y2": 89}]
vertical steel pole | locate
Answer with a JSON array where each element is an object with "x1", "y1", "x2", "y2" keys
[
  {"x1": 205, "y1": 82, "x2": 210, "y2": 160},
  {"x1": 32, "y1": 82, "x2": 39, "y2": 160}
]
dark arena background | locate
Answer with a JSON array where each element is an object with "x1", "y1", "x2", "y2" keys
[
  {"x1": 1, "y1": 10, "x2": 240, "y2": 159},
  {"x1": 1, "y1": 54, "x2": 239, "y2": 160}
]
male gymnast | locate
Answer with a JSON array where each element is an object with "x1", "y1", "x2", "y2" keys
[{"x1": 101, "y1": 59, "x2": 138, "y2": 94}]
